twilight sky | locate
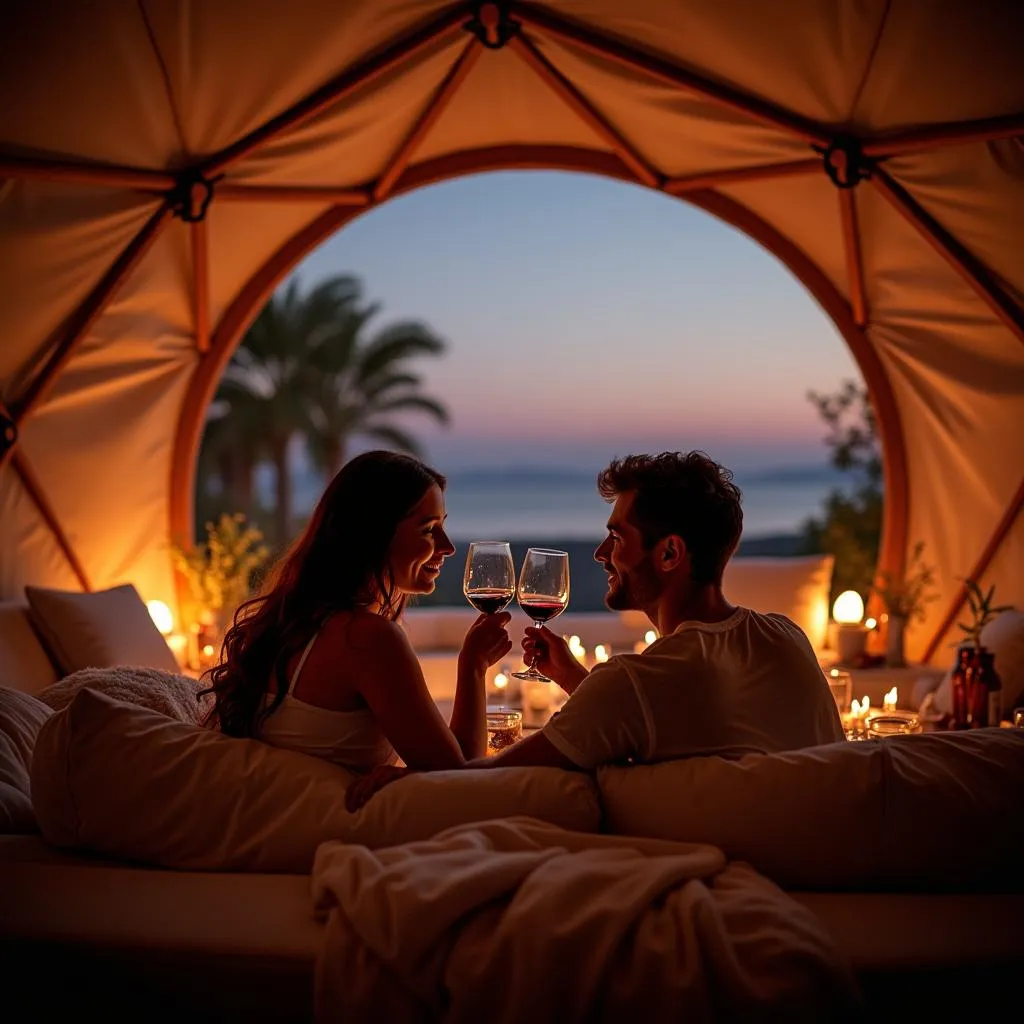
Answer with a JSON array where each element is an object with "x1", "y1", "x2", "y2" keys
[{"x1": 295, "y1": 170, "x2": 860, "y2": 475}]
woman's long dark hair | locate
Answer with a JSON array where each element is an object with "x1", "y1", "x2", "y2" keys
[{"x1": 203, "y1": 450, "x2": 446, "y2": 737}]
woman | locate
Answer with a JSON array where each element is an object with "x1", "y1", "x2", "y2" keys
[{"x1": 203, "y1": 450, "x2": 512, "y2": 772}]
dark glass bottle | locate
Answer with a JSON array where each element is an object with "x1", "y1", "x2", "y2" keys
[
  {"x1": 951, "y1": 645, "x2": 973, "y2": 730},
  {"x1": 972, "y1": 649, "x2": 1002, "y2": 728}
]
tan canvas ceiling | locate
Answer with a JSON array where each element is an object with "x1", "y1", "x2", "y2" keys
[{"x1": 1, "y1": 0, "x2": 1022, "y2": 664}]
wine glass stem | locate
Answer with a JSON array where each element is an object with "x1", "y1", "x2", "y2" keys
[{"x1": 531, "y1": 619, "x2": 544, "y2": 669}]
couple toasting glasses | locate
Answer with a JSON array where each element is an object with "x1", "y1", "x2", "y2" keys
[{"x1": 202, "y1": 449, "x2": 843, "y2": 811}]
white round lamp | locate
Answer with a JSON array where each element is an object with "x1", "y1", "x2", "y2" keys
[{"x1": 832, "y1": 590, "x2": 867, "y2": 665}]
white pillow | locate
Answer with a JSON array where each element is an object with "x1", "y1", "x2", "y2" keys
[
  {"x1": 599, "y1": 729, "x2": 1024, "y2": 891},
  {"x1": 0, "y1": 687, "x2": 53, "y2": 834},
  {"x1": 619, "y1": 554, "x2": 833, "y2": 649},
  {"x1": 723, "y1": 554, "x2": 834, "y2": 649},
  {"x1": 25, "y1": 583, "x2": 180, "y2": 676},
  {"x1": 31, "y1": 688, "x2": 601, "y2": 872}
]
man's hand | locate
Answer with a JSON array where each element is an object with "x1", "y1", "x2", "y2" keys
[
  {"x1": 344, "y1": 764, "x2": 414, "y2": 812},
  {"x1": 521, "y1": 626, "x2": 588, "y2": 694}
]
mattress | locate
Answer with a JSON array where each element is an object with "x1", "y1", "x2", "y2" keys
[{"x1": 2, "y1": 836, "x2": 1021, "y2": 1021}]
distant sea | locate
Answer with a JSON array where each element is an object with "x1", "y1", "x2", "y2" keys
[{"x1": 280, "y1": 463, "x2": 851, "y2": 542}]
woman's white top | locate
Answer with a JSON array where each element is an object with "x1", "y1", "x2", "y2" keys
[{"x1": 258, "y1": 631, "x2": 397, "y2": 772}]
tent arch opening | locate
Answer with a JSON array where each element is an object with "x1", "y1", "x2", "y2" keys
[{"x1": 170, "y1": 148, "x2": 910, "y2": 612}]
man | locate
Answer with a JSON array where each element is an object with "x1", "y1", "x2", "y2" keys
[{"x1": 346, "y1": 451, "x2": 843, "y2": 810}]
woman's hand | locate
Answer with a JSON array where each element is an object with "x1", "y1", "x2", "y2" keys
[
  {"x1": 522, "y1": 626, "x2": 588, "y2": 694},
  {"x1": 345, "y1": 764, "x2": 414, "y2": 812},
  {"x1": 458, "y1": 611, "x2": 513, "y2": 675}
]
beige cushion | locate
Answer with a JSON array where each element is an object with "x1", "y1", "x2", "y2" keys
[
  {"x1": 621, "y1": 554, "x2": 834, "y2": 650},
  {"x1": 25, "y1": 583, "x2": 179, "y2": 675},
  {"x1": 599, "y1": 729, "x2": 1024, "y2": 891},
  {"x1": 0, "y1": 687, "x2": 53, "y2": 834},
  {"x1": 31, "y1": 688, "x2": 601, "y2": 872},
  {"x1": 0, "y1": 602, "x2": 60, "y2": 695}
]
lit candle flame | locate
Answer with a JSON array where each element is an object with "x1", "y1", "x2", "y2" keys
[
  {"x1": 594, "y1": 644, "x2": 610, "y2": 663},
  {"x1": 568, "y1": 635, "x2": 586, "y2": 660},
  {"x1": 644, "y1": 630, "x2": 657, "y2": 645},
  {"x1": 494, "y1": 673, "x2": 508, "y2": 690},
  {"x1": 883, "y1": 686, "x2": 897, "y2": 710}
]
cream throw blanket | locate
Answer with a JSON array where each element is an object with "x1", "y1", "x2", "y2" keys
[{"x1": 311, "y1": 817, "x2": 861, "y2": 1023}]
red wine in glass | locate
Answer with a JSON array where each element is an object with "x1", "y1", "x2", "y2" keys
[
  {"x1": 512, "y1": 548, "x2": 570, "y2": 682},
  {"x1": 463, "y1": 542, "x2": 516, "y2": 617},
  {"x1": 518, "y1": 599, "x2": 566, "y2": 623},
  {"x1": 468, "y1": 589, "x2": 515, "y2": 615}
]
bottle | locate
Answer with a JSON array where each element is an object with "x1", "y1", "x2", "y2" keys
[
  {"x1": 980, "y1": 649, "x2": 1002, "y2": 727},
  {"x1": 950, "y1": 645, "x2": 972, "y2": 730}
]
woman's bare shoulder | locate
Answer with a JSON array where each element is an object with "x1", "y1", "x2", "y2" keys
[{"x1": 319, "y1": 609, "x2": 410, "y2": 653}]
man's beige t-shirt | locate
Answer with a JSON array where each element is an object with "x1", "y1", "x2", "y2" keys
[{"x1": 543, "y1": 607, "x2": 844, "y2": 769}]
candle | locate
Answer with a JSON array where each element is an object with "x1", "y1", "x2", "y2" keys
[
  {"x1": 633, "y1": 629, "x2": 659, "y2": 654},
  {"x1": 883, "y1": 686, "x2": 898, "y2": 712},
  {"x1": 594, "y1": 644, "x2": 610, "y2": 664},
  {"x1": 566, "y1": 635, "x2": 586, "y2": 664}
]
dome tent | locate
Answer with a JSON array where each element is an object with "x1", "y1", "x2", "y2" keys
[{"x1": 0, "y1": 0, "x2": 1021, "y2": 665}]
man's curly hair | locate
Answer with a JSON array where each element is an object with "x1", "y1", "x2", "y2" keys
[{"x1": 597, "y1": 451, "x2": 743, "y2": 585}]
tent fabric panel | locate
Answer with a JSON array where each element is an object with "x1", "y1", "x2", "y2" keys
[
  {"x1": 218, "y1": 35, "x2": 468, "y2": 189},
  {"x1": 883, "y1": 144, "x2": 1024, "y2": 311},
  {"x1": 0, "y1": 465, "x2": 84, "y2": 598},
  {"x1": 858, "y1": 179, "x2": 1024, "y2": 660},
  {"x1": 851, "y1": 0, "x2": 1024, "y2": 131},
  {"x1": 715, "y1": 175, "x2": 850, "y2": 303},
  {"x1": 412, "y1": 41, "x2": 618, "y2": 162},
  {"x1": 15, "y1": 347, "x2": 193, "y2": 608},
  {"x1": 0, "y1": 0, "x2": 182, "y2": 167},
  {"x1": 534, "y1": 0, "x2": 886, "y2": 125},
  {"x1": 527, "y1": 33, "x2": 813, "y2": 180},
  {"x1": 0, "y1": 184, "x2": 161, "y2": 390},
  {"x1": 137, "y1": 0, "x2": 455, "y2": 160},
  {"x1": 206, "y1": 202, "x2": 339, "y2": 331}
]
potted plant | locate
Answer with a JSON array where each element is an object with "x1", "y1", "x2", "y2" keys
[
  {"x1": 171, "y1": 513, "x2": 271, "y2": 667},
  {"x1": 871, "y1": 541, "x2": 939, "y2": 667},
  {"x1": 956, "y1": 578, "x2": 1013, "y2": 650},
  {"x1": 954, "y1": 579, "x2": 1014, "y2": 727}
]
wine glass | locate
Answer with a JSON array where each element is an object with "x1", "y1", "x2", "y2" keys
[
  {"x1": 463, "y1": 541, "x2": 516, "y2": 615},
  {"x1": 511, "y1": 547, "x2": 570, "y2": 682}
]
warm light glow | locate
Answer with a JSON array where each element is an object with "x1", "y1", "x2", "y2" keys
[
  {"x1": 883, "y1": 686, "x2": 898, "y2": 710},
  {"x1": 594, "y1": 644, "x2": 610, "y2": 663},
  {"x1": 494, "y1": 673, "x2": 508, "y2": 690},
  {"x1": 864, "y1": 617, "x2": 877, "y2": 630},
  {"x1": 146, "y1": 600, "x2": 174, "y2": 636},
  {"x1": 567, "y1": 635, "x2": 586, "y2": 660},
  {"x1": 202, "y1": 644, "x2": 215, "y2": 658},
  {"x1": 644, "y1": 630, "x2": 657, "y2": 645},
  {"x1": 832, "y1": 590, "x2": 865, "y2": 624}
]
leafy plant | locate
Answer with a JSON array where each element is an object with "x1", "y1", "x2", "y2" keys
[
  {"x1": 956, "y1": 578, "x2": 1013, "y2": 648},
  {"x1": 871, "y1": 540, "x2": 939, "y2": 622},
  {"x1": 171, "y1": 513, "x2": 271, "y2": 631},
  {"x1": 799, "y1": 380, "x2": 882, "y2": 602}
]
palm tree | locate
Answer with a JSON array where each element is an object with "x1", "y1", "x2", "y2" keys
[
  {"x1": 304, "y1": 303, "x2": 450, "y2": 478},
  {"x1": 211, "y1": 274, "x2": 448, "y2": 547}
]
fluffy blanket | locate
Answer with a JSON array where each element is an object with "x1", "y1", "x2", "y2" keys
[
  {"x1": 37, "y1": 666, "x2": 210, "y2": 725},
  {"x1": 312, "y1": 816, "x2": 861, "y2": 1023}
]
